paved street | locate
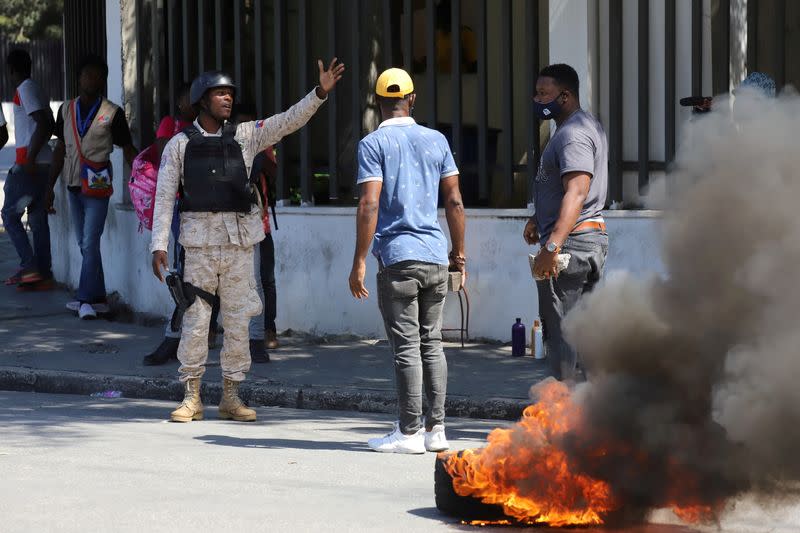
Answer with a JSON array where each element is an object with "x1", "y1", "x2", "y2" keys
[
  {"x1": 2, "y1": 391, "x2": 799, "y2": 533},
  {"x1": 0, "y1": 391, "x2": 505, "y2": 533}
]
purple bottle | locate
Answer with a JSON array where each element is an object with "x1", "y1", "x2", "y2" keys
[{"x1": 512, "y1": 318, "x2": 526, "y2": 357}]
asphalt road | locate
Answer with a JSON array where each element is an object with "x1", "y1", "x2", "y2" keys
[{"x1": 1, "y1": 391, "x2": 798, "y2": 533}]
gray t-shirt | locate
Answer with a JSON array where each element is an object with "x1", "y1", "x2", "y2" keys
[{"x1": 533, "y1": 109, "x2": 608, "y2": 245}]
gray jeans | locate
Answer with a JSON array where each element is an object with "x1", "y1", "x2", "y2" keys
[
  {"x1": 377, "y1": 260, "x2": 449, "y2": 434},
  {"x1": 536, "y1": 231, "x2": 608, "y2": 381}
]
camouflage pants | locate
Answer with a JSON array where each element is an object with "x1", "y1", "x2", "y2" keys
[{"x1": 177, "y1": 244, "x2": 262, "y2": 382}]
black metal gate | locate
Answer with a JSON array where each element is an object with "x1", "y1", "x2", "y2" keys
[
  {"x1": 0, "y1": 38, "x2": 64, "y2": 101},
  {"x1": 134, "y1": 0, "x2": 545, "y2": 208},
  {"x1": 63, "y1": 0, "x2": 108, "y2": 100}
]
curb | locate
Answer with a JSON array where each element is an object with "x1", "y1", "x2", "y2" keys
[{"x1": 0, "y1": 367, "x2": 529, "y2": 421}]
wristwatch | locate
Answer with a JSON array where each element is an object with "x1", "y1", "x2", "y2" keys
[{"x1": 545, "y1": 241, "x2": 560, "y2": 253}]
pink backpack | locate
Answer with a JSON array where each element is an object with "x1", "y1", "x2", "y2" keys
[
  {"x1": 129, "y1": 143, "x2": 160, "y2": 231},
  {"x1": 128, "y1": 118, "x2": 183, "y2": 231}
]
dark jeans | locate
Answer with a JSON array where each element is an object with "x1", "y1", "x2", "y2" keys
[
  {"x1": 1, "y1": 165, "x2": 52, "y2": 277},
  {"x1": 67, "y1": 189, "x2": 109, "y2": 303},
  {"x1": 259, "y1": 233, "x2": 277, "y2": 333},
  {"x1": 377, "y1": 260, "x2": 449, "y2": 434},
  {"x1": 249, "y1": 233, "x2": 277, "y2": 339},
  {"x1": 170, "y1": 200, "x2": 182, "y2": 273},
  {"x1": 536, "y1": 231, "x2": 608, "y2": 381}
]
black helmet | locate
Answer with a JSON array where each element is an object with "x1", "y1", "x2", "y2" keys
[{"x1": 189, "y1": 71, "x2": 237, "y2": 106}]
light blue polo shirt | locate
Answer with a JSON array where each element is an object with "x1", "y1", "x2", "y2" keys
[{"x1": 357, "y1": 117, "x2": 459, "y2": 267}]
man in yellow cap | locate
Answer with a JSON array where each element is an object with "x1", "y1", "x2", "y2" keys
[{"x1": 349, "y1": 68, "x2": 466, "y2": 454}]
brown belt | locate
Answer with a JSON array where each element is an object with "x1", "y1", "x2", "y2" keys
[{"x1": 572, "y1": 220, "x2": 606, "y2": 234}]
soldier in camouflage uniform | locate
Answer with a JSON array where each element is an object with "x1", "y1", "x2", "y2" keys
[{"x1": 151, "y1": 60, "x2": 345, "y2": 422}]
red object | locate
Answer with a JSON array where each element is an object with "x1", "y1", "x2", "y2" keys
[
  {"x1": 15, "y1": 147, "x2": 28, "y2": 165},
  {"x1": 13, "y1": 90, "x2": 27, "y2": 164},
  {"x1": 258, "y1": 146, "x2": 277, "y2": 234},
  {"x1": 156, "y1": 116, "x2": 191, "y2": 139}
]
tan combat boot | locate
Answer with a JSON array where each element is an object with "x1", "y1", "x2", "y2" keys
[
  {"x1": 170, "y1": 378, "x2": 204, "y2": 422},
  {"x1": 218, "y1": 378, "x2": 256, "y2": 422}
]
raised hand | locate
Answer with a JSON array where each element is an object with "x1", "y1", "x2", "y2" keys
[{"x1": 316, "y1": 57, "x2": 345, "y2": 98}]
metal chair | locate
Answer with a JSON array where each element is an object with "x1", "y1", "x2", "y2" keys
[{"x1": 442, "y1": 272, "x2": 470, "y2": 348}]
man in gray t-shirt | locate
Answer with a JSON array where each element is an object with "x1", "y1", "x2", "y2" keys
[{"x1": 523, "y1": 64, "x2": 609, "y2": 381}]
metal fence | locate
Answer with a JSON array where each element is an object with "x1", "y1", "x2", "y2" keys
[
  {"x1": 607, "y1": 0, "x2": 797, "y2": 203},
  {"x1": 606, "y1": 0, "x2": 702, "y2": 202},
  {"x1": 133, "y1": 0, "x2": 544, "y2": 207},
  {"x1": 127, "y1": 0, "x2": 796, "y2": 208},
  {"x1": 63, "y1": 0, "x2": 108, "y2": 99},
  {"x1": 0, "y1": 38, "x2": 64, "y2": 102}
]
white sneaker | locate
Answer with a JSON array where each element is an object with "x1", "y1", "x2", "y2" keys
[
  {"x1": 367, "y1": 422, "x2": 425, "y2": 454},
  {"x1": 424, "y1": 424, "x2": 450, "y2": 452},
  {"x1": 78, "y1": 303, "x2": 97, "y2": 320},
  {"x1": 66, "y1": 301, "x2": 80, "y2": 312}
]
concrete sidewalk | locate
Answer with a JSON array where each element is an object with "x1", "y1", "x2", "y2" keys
[{"x1": 0, "y1": 233, "x2": 549, "y2": 420}]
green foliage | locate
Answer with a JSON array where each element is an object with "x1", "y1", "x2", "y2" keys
[
  {"x1": 289, "y1": 187, "x2": 302, "y2": 205},
  {"x1": 0, "y1": 0, "x2": 63, "y2": 43}
]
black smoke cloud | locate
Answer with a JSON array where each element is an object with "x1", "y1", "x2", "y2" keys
[{"x1": 562, "y1": 89, "x2": 800, "y2": 520}]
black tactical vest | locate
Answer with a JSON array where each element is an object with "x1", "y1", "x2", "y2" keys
[{"x1": 179, "y1": 123, "x2": 252, "y2": 213}]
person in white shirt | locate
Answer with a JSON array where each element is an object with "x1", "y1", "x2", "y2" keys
[{"x1": 2, "y1": 49, "x2": 54, "y2": 289}]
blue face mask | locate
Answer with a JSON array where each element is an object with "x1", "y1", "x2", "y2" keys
[{"x1": 533, "y1": 93, "x2": 565, "y2": 120}]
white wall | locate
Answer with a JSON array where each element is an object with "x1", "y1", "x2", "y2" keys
[
  {"x1": 105, "y1": 0, "x2": 127, "y2": 208},
  {"x1": 272, "y1": 208, "x2": 665, "y2": 341},
  {"x1": 50, "y1": 205, "x2": 665, "y2": 342},
  {"x1": 549, "y1": 0, "x2": 597, "y2": 111}
]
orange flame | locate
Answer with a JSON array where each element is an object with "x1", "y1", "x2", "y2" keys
[
  {"x1": 443, "y1": 380, "x2": 720, "y2": 527},
  {"x1": 444, "y1": 381, "x2": 614, "y2": 526},
  {"x1": 672, "y1": 505, "x2": 715, "y2": 524}
]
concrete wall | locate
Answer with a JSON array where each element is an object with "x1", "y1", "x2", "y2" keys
[
  {"x1": 49, "y1": 203, "x2": 665, "y2": 342},
  {"x1": 272, "y1": 208, "x2": 665, "y2": 341}
]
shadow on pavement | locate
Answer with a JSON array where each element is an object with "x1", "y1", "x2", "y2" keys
[
  {"x1": 406, "y1": 507, "x2": 701, "y2": 532},
  {"x1": 194, "y1": 434, "x2": 372, "y2": 453},
  {"x1": 0, "y1": 393, "x2": 389, "y2": 441}
]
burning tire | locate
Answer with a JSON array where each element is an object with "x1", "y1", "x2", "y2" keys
[{"x1": 434, "y1": 452, "x2": 509, "y2": 522}]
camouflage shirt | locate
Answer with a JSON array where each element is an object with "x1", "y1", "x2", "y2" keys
[{"x1": 150, "y1": 89, "x2": 326, "y2": 252}]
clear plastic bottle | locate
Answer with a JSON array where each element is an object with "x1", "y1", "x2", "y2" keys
[
  {"x1": 512, "y1": 318, "x2": 526, "y2": 357},
  {"x1": 531, "y1": 319, "x2": 545, "y2": 359}
]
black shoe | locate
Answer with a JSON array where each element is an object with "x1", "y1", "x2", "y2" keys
[
  {"x1": 250, "y1": 339, "x2": 270, "y2": 363},
  {"x1": 143, "y1": 337, "x2": 180, "y2": 366}
]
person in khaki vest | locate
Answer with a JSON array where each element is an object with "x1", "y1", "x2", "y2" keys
[
  {"x1": 150, "y1": 60, "x2": 344, "y2": 424},
  {"x1": 47, "y1": 54, "x2": 138, "y2": 320}
]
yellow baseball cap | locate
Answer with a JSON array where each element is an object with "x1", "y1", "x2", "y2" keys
[{"x1": 375, "y1": 68, "x2": 414, "y2": 97}]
